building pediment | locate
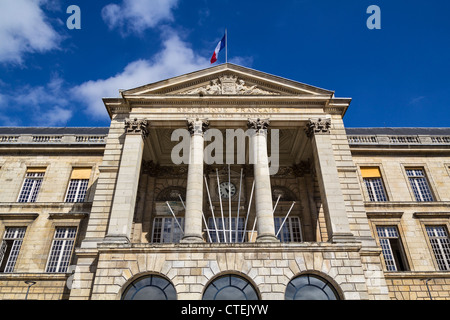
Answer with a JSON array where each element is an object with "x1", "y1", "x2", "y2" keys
[{"x1": 120, "y1": 63, "x2": 334, "y2": 97}]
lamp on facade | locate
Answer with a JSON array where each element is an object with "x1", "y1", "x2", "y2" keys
[{"x1": 24, "y1": 281, "x2": 36, "y2": 300}]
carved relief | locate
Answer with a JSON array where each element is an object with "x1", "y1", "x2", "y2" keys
[
  {"x1": 180, "y1": 75, "x2": 280, "y2": 96},
  {"x1": 305, "y1": 118, "x2": 331, "y2": 138},
  {"x1": 125, "y1": 118, "x2": 149, "y2": 138}
]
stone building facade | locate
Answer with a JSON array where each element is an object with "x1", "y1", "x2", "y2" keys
[{"x1": 0, "y1": 64, "x2": 448, "y2": 300}]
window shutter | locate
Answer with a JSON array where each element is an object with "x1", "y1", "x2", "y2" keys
[
  {"x1": 70, "y1": 168, "x2": 91, "y2": 180},
  {"x1": 27, "y1": 167, "x2": 46, "y2": 173},
  {"x1": 360, "y1": 167, "x2": 381, "y2": 178}
]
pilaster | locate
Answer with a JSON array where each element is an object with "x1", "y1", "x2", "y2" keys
[
  {"x1": 104, "y1": 118, "x2": 149, "y2": 244},
  {"x1": 306, "y1": 118, "x2": 354, "y2": 243}
]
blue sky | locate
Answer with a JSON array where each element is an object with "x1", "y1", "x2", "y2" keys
[{"x1": 0, "y1": 0, "x2": 449, "y2": 128}]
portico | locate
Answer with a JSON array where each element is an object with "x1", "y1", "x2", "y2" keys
[{"x1": 99, "y1": 63, "x2": 356, "y2": 245}]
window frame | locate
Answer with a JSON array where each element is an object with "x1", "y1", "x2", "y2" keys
[
  {"x1": 357, "y1": 164, "x2": 391, "y2": 202},
  {"x1": 64, "y1": 179, "x2": 89, "y2": 203},
  {"x1": 285, "y1": 274, "x2": 340, "y2": 300},
  {"x1": 364, "y1": 176, "x2": 388, "y2": 202},
  {"x1": 274, "y1": 216, "x2": 302, "y2": 243},
  {"x1": 405, "y1": 167, "x2": 435, "y2": 202},
  {"x1": 420, "y1": 221, "x2": 450, "y2": 272},
  {"x1": 401, "y1": 163, "x2": 440, "y2": 203},
  {"x1": 203, "y1": 274, "x2": 259, "y2": 300},
  {"x1": 375, "y1": 225, "x2": 410, "y2": 272},
  {"x1": 122, "y1": 275, "x2": 177, "y2": 300},
  {"x1": 425, "y1": 225, "x2": 450, "y2": 271},
  {"x1": 151, "y1": 217, "x2": 185, "y2": 244},
  {"x1": 0, "y1": 227, "x2": 26, "y2": 273},
  {"x1": 207, "y1": 217, "x2": 245, "y2": 243},
  {"x1": 17, "y1": 170, "x2": 45, "y2": 203},
  {"x1": 45, "y1": 227, "x2": 77, "y2": 273}
]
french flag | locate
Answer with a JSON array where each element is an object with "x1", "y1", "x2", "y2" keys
[{"x1": 210, "y1": 34, "x2": 226, "y2": 64}]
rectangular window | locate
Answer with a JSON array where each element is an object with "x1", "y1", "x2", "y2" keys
[
  {"x1": 152, "y1": 217, "x2": 185, "y2": 244},
  {"x1": 46, "y1": 227, "x2": 77, "y2": 273},
  {"x1": 361, "y1": 167, "x2": 387, "y2": 202},
  {"x1": 0, "y1": 227, "x2": 26, "y2": 273},
  {"x1": 274, "y1": 216, "x2": 302, "y2": 242},
  {"x1": 406, "y1": 168, "x2": 434, "y2": 202},
  {"x1": 207, "y1": 217, "x2": 245, "y2": 243},
  {"x1": 17, "y1": 168, "x2": 45, "y2": 203},
  {"x1": 426, "y1": 226, "x2": 450, "y2": 271},
  {"x1": 376, "y1": 226, "x2": 409, "y2": 271},
  {"x1": 65, "y1": 168, "x2": 91, "y2": 203}
]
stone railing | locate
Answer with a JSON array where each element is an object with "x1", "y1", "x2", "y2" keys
[
  {"x1": 348, "y1": 135, "x2": 450, "y2": 146},
  {"x1": 0, "y1": 134, "x2": 107, "y2": 145}
]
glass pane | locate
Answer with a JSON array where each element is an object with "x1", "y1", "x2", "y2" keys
[
  {"x1": 285, "y1": 275, "x2": 339, "y2": 300},
  {"x1": 203, "y1": 275, "x2": 258, "y2": 300},
  {"x1": 216, "y1": 286, "x2": 246, "y2": 300},
  {"x1": 133, "y1": 286, "x2": 166, "y2": 300},
  {"x1": 295, "y1": 285, "x2": 329, "y2": 300},
  {"x1": 122, "y1": 276, "x2": 177, "y2": 300}
]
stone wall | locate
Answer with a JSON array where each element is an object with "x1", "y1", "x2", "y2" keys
[{"x1": 88, "y1": 242, "x2": 390, "y2": 300}]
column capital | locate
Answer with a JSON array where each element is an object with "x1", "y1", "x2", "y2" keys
[
  {"x1": 187, "y1": 118, "x2": 209, "y2": 136},
  {"x1": 247, "y1": 118, "x2": 270, "y2": 133},
  {"x1": 125, "y1": 118, "x2": 149, "y2": 138},
  {"x1": 305, "y1": 118, "x2": 331, "y2": 138}
]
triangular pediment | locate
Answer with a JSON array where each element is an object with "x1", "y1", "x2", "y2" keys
[{"x1": 121, "y1": 63, "x2": 334, "y2": 97}]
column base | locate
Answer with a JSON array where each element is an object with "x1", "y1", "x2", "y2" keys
[
  {"x1": 102, "y1": 235, "x2": 130, "y2": 244},
  {"x1": 328, "y1": 233, "x2": 356, "y2": 243},
  {"x1": 181, "y1": 234, "x2": 205, "y2": 243},
  {"x1": 256, "y1": 233, "x2": 280, "y2": 243}
]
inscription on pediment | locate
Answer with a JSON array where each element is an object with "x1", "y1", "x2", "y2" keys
[{"x1": 178, "y1": 75, "x2": 280, "y2": 96}]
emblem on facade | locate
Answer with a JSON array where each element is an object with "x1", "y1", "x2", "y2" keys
[
  {"x1": 305, "y1": 118, "x2": 331, "y2": 138},
  {"x1": 180, "y1": 75, "x2": 280, "y2": 96},
  {"x1": 124, "y1": 118, "x2": 149, "y2": 138}
]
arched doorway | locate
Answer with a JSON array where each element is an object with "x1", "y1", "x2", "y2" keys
[
  {"x1": 203, "y1": 274, "x2": 259, "y2": 300},
  {"x1": 122, "y1": 275, "x2": 177, "y2": 300},
  {"x1": 285, "y1": 274, "x2": 340, "y2": 300}
]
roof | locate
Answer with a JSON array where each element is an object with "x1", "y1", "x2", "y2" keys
[
  {"x1": 0, "y1": 127, "x2": 449, "y2": 136},
  {"x1": 0, "y1": 127, "x2": 110, "y2": 135},
  {"x1": 346, "y1": 127, "x2": 450, "y2": 136}
]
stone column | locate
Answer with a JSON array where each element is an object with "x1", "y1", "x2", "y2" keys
[
  {"x1": 182, "y1": 119, "x2": 209, "y2": 243},
  {"x1": 248, "y1": 118, "x2": 278, "y2": 242},
  {"x1": 104, "y1": 118, "x2": 148, "y2": 243},
  {"x1": 305, "y1": 118, "x2": 353, "y2": 242}
]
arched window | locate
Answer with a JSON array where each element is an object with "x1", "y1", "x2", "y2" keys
[
  {"x1": 122, "y1": 275, "x2": 177, "y2": 300},
  {"x1": 203, "y1": 275, "x2": 259, "y2": 300},
  {"x1": 285, "y1": 274, "x2": 340, "y2": 300},
  {"x1": 271, "y1": 186, "x2": 296, "y2": 201},
  {"x1": 156, "y1": 187, "x2": 186, "y2": 202}
]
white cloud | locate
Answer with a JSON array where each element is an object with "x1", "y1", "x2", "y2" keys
[
  {"x1": 39, "y1": 106, "x2": 73, "y2": 126},
  {"x1": 102, "y1": 0, "x2": 179, "y2": 35},
  {"x1": 71, "y1": 32, "x2": 211, "y2": 118},
  {"x1": 0, "y1": 0, "x2": 61, "y2": 64},
  {"x1": 0, "y1": 75, "x2": 73, "y2": 126}
]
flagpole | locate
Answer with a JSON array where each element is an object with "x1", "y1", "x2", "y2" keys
[{"x1": 225, "y1": 28, "x2": 228, "y2": 64}]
